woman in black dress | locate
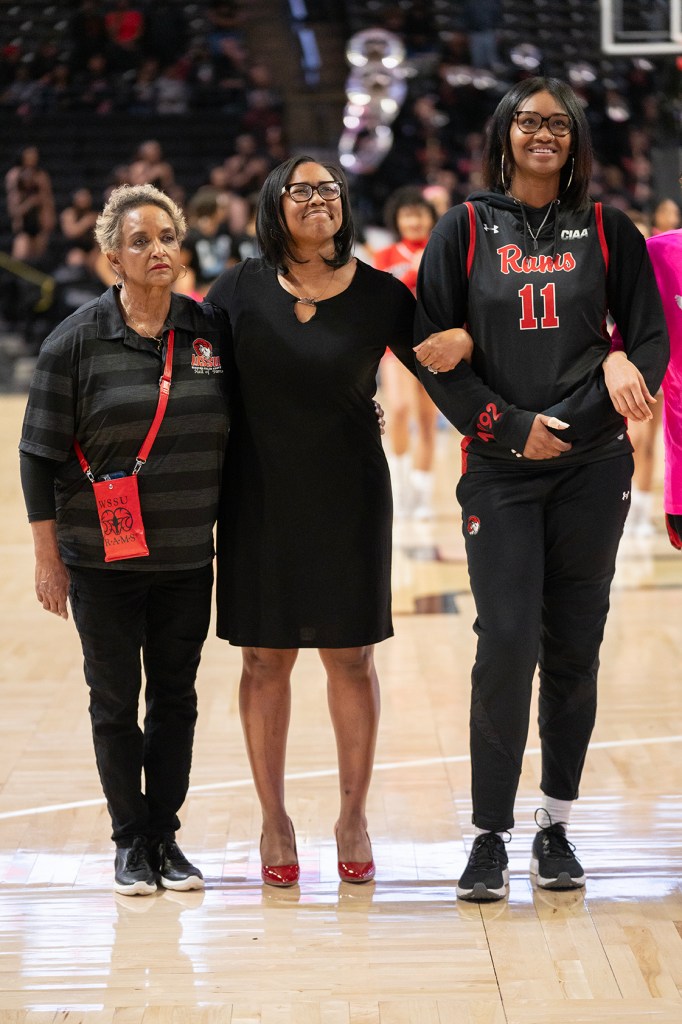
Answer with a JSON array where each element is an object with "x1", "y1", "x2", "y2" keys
[{"x1": 208, "y1": 156, "x2": 466, "y2": 886}]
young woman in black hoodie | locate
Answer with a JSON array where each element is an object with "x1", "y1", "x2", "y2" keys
[{"x1": 414, "y1": 77, "x2": 669, "y2": 901}]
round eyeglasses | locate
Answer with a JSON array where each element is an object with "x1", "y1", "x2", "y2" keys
[
  {"x1": 281, "y1": 181, "x2": 342, "y2": 203},
  {"x1": 513, "y1": 111, "x2": 572, "y2": 137}
]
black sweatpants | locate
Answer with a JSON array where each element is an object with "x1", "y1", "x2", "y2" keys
[
  {"x1": 68, "y1": 563, "x2": 213, "y2": 846},
  {"x1": 456, "y1": 453, "x2": 633, "y2": 832}
]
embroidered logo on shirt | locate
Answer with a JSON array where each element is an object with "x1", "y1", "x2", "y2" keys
[
  {"x1": 466, "y1": 515, "x2": 481, "y2": 536},
  {"x1": 191, "y1": 338, "x2": 222, "y2": 374},
  {"x1": 483, "y1": 224, "x2": 499, "y2": 233},
  {"x1": 561, "y1": 228, "x2": 589, "y2": 240}
]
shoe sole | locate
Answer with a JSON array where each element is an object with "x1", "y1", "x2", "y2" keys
[
  {"x1": 114, "y1": 879, "x2": 157, "y2": 896},
  {"x1": 457, "y1": 868, "x2": 509, "y2": 901},
  {"x1": 159, "y1": 874, "x2": 205, "y2": 891},
  {"x1": 530, "y1": 858, "x2": 585, "y2": 889}
]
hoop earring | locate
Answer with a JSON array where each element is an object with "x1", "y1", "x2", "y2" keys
[
  {"x1": 500, "y1": 154, "x2": 509, "y2": 193},
  {"x1": 180, "y1": 265, "x2": 187, "y2": 279},
  {"x1": 561, "y1": 156, "x2": 575, "y2": 195}
]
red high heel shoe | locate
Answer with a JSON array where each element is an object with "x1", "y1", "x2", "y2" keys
[
  {"x1": 336, "y1": 827, "x2": 375, "y2": 884},
  {"x1": 260, "y1": 819, "x2": 299, "y2": 888}
]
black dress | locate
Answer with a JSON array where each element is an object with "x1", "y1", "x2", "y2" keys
[{"x1": 207, "y1": 257, "x2": 417, "y2": 648}]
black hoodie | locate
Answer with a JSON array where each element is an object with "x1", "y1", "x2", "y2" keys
[{"x1": 415, "y1": 190, "x2": 669, "y2": 467}]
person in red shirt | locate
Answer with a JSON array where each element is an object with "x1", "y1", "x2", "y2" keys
[
  {"x1": 105, "y1": 0, "x2": 144, "y2": 70},
  {"x1": 374, "y1": 187, "x2": 439, "y2": 517}
]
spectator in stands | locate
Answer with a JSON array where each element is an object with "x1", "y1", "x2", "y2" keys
[
  {"x1": 0, "y1": 66, "x2": 45, "y2": 119},
  {"x1": 652, "y1": 197, "x2": 681, "y2": 234},
  {"x1": 105, "y1": 0, "x2": 145, "y2": 71},
  {"x1": 222, "y1": 134, "x2": 271, "y2": 195},
  {"x1": 181, "y1": 186, "x2": 237, "y2": 295},
  {"x1": 122, "y1": 57, "x2": 160, "y2": 115},
  {"x1": 47, "y1": 247, "x2": 106, "y2": 329},
  {"x1": 72, "y1": 52, "x2": 116, "y2": 114},
  {"x1": 69, "y1": 1, "x2": 108, "y2": 71},
  {"x1": 263, "y1": 123, "x2": 289, "y2": 167},
  {"x1": 43, "y1": 63, "x2": 75, "y2": 113},
  {"x1": 241, "y1": 63, "x2": 283, "y2": 137},
  {"x1": 155, "y1": 60, "x2": 190, "y2": 116},
  {"x1": 128, "y1": 140, "x2": 175, "y2": 191},
  {"x1": 0, "y1": 42, "x2": 22, "y2": 92},
  {"x1": 206, "y1": 1, "x2": 246, "y2": 54},
  {"x1": 5, "y1": 146, "x2": 56, "y2": 263},
  {"x1": 463, "y1": 0, "x2": 501, "y2": 71},
  {"x1": 185, "y1": 34, "x2": 246, "y2": 115},
  {"x1": 211, "y1": 35, "x2": 249, "y2": 116},
  {"x1": 59, "y1": 188, "x2": 99, "y2": 262}
]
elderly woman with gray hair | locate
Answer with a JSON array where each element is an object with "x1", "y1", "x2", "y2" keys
[{"x1": 19, "y1": 184, "x2": 231, "y2": 896}]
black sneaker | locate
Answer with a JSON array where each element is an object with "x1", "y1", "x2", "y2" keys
[
  {"x1": 114, "y1": 836, "x2": 157, "y2": 896},
  {"x1": 153, "y1": 838, "x2": 204, "y2": 891},
  {"x1": 530, "y1": 820, "x2": 585, "y2": 890},
  {"x1": 456, "y1": 832, "x2": 509, "y2": 901}
]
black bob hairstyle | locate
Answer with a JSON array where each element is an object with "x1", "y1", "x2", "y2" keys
[
  {"x1": 483, "y1": 76, "x2": 593, "y2": 211},
  {"x1": 383, "y1": 186, "x2": 438, "y2": 235},
  {"x1": 256, "y1": 154, "x2": 355, "y2": 272}
]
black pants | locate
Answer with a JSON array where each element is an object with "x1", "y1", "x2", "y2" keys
[
  {"x1": 456, "y1": 454, "x2": 633, "y2": 832},
  {"x1": 69, "y1": 563, "x2": 213, "y2": 846}
]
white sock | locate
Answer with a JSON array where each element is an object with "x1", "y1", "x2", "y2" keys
[
  {"x1": 539, "y1": 796, "x2": 573, "y2": 831},
  {"x1": 389, "y1": 454, "x2": 413, "y2": 515},
  {"x1": 410, "y1": 469, "x2": 434, "y2": 518},
  {"x1": 474, "y1": 826, "x2": 508, "y2": 840}
]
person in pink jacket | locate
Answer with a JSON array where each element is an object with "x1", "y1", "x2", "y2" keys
[{"x1": 606, "y1": 225, "x2": 679, "y2": 546}]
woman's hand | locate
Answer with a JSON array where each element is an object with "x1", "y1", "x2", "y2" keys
[
  {"x1": 414, "y1": 328, "x2": 474, "y2": 373},
  {"x1": 31, "y1": 521, "x2": 70, "y2": 619},
  {"x1": 522, "y1": 415, "x2": 572, "y2": 460},
  {"x1": 34, "y1": 556, "x2": 70, "y2": 619},
  {"x1": 603, "y1": 350, "x2": 655, "y2": 422}
]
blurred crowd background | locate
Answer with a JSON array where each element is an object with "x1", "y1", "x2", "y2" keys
[{"x1": 0, "y1": 0, "x2": 680, "y2": 389}]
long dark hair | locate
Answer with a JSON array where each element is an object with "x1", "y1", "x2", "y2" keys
[
  {"x1": 256, "y1": 154, "x2": 355, "y2": 271},
  {"x1": 482, "y1": 77, "x2": 592, "y2": 210}
]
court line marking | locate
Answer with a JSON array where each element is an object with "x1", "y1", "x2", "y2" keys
[{"x1": 1, "y1": 734, "x2": 680, "y2": 822}]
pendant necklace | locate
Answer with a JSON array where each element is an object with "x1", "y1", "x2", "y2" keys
[
  {"x1": 119, "y1": 291, "x2": 167, "y2": 349},
  {"x1": 526, "y1": 203, "x2": 554, "y2": 250},
  {"x1": 506, "y1": 189, "x2": 556, "y2": 251},
  {"x1": 285, "y1": 267, "x2": 336, "y2": 308}
]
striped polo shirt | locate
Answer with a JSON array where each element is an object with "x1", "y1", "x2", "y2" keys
[{"x1": 20, "y1": 286, "x2": 232, "y2": 571}]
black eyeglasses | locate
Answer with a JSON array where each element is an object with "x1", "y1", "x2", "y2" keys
[
  {"x1": 513, "y1": 111, "x2": 572, "y2": 137},
  {"x1": 281, "y1": 181, "x2": 342, "y2": 203}
]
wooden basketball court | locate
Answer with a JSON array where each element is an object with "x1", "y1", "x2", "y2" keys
[{"x1": 1, "y1": 393, "x2": 681, "y2": 1022}]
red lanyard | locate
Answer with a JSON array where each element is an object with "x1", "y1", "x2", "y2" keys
[{"x1": 74, "y1": 329, "x2": 175, "y2": 480}]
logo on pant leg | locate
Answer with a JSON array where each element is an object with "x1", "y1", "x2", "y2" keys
[{"x1": 466, "y1": 515, "x2": 481, "y2": 535}]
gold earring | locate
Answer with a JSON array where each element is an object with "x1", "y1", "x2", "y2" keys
[{"x1": 501, "y1": 154, "x2": 509, "y2": 192}]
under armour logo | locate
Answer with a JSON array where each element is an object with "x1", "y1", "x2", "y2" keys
[
  {"x1": 483, "y1": 225, "x2": 499, "y2": 233},
  {"x1": 622, "y1": 491, "x2": 630, "y2": 501}
]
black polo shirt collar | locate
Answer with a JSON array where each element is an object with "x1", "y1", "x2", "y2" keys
[{"x1": 96, "y1": 286, "x2": 200, "y2": 346}]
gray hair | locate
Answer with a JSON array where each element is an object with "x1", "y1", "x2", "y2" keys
[{"x1": 94, "y1": 183, "x2": 187, "y2": 253}]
